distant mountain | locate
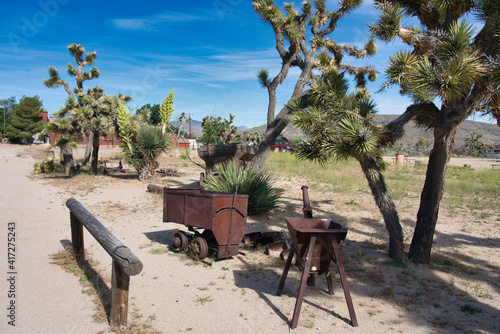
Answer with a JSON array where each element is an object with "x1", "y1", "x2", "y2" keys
[{"x1": 246, "y1": 115, "x2": 500, "y2": 147}]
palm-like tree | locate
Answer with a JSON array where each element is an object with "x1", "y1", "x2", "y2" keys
[
  {"x1": 370, "y1": 0, "x2": 500, "y2": 263},
  {"x1": 126, "y1": 125, "x2": 170, "y2": 180},
  {"x1": 293, "y1": 70, "x2": 405, "y2": 261}
]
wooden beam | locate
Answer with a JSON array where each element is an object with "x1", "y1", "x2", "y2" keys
[{"x1": 66, "y1": 198, "x2": 143, "y2": 276}]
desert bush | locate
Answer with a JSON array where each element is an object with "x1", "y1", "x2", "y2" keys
[
  {"x1": 203, "y1": 161, "x2": 282, "y2": 215},
  {"x1": 125, "y1": 125, "x2": 170, "y2": 180},
  {"x1": 33, "y1": 153, "x2": 63, "y2": 174}
]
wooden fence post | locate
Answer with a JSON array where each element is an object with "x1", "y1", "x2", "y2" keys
[
  {"x1": 66, "y1": 198, "x2": 143, "y2": 327},
  {"x1": 110, "y1": 259, "x2": 131, "y2": 327},
  {"x1": 70, "y1": 212, "x2": 84, "y2": 258}
]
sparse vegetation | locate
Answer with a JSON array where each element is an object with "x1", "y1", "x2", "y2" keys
[{"x1": 203, "y1": 160, "x2": 283, "y2": 215}]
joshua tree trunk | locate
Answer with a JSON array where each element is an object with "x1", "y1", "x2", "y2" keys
[
  {"x1": 408, "y1": 125, "x2": 457, "y2": 263},
  {"x1": 90, "y1": 131, "x2": 100, "y2": 175},
  {"x1": 61, "y1": 144, "x2": 75, "y2": 177},
  {"x1": 358, "y1": 156, "x2": 405, "y2": 261},
  {"x1": 82, "y1": 132, "x2": 93, "y2": 166}
]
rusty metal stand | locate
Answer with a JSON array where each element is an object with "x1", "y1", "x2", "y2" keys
[{"x1": 276, "y1": 232, "x2": 358, "y2": 329}]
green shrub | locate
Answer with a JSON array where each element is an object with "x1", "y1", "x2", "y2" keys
[
  {"x1": 125, "y1": 125, "x2": 170, "y2": 180},
  {"x1": 203, "y1": 161, "x2": 283, "y2": 215},
  {"x1": 33, "y1": 153, "x2": 56, "y2": 174}
]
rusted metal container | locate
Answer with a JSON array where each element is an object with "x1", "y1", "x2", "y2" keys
[
  {"x1": 198, "y1": 143, "x2": 255, "y2": 175},
  {"x1": 277, "y1": 217, "x2": 357, "y2": 329},
  {"x1": 285, "y1": 217, "x2": 347, "y2": 272},
  {"x1": 163, "y1": 187, "x2": 248, "y2": 259}
]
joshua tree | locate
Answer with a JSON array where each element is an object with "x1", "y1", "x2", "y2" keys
[
  {"x1": 370, "y1": 0, "x2": 500, "y2": 263},
  {"x1": 45, "y1": 43, "x2": 131, "y2": 175},
  {"x1": 44, "y1": 43, "x2": 100, "y2": 166},
  {"x1": 251, "y1": 0, "x2": 378, "y2": 169},
  {"x1": 293, "y1": 70, "x2": 404, "y2": 260}
]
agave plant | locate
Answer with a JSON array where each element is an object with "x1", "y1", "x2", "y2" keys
[
  {"x1": 125, "y1": 125, "x2": 170, "y2": 180},
  {"x1": 203, "y1": 161, "x2": 282, "y2": 215}
]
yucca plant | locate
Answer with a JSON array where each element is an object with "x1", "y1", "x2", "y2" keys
[
  {"x1": 125, "y1": 125, "x2": 170, "y2": 180},
  {"x1": 203, "y1": 161, "x2": 282, "y2": 215}
]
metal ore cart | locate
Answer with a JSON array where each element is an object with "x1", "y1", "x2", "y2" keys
[{"x1": 163, "y1": 187, "x2": 249, "y2": 259}]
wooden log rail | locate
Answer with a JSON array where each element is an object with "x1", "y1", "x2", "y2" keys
[{"x1": 66, "y1": 198, "x2": 143, "y2": 327}]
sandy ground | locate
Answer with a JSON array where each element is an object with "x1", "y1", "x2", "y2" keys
[{"x1": 1, "y1": 144, "x2": 499, "y2": 334}]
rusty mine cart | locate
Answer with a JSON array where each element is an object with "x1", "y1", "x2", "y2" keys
[{"x1": 163, "y1": 187, "x2": 249, "y2": 260}]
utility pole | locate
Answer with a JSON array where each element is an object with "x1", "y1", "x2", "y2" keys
[
  {"x1": 188, "y1": 113, "x2": 192, "y2": 138},
  {"x1": 3, "y1": 106, "x2": 5, "y2": 143}
]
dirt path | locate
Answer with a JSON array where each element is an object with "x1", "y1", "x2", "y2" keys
[
  {"x1": 0, "y1": 145, "x2": 108, "y2": 334},
  {"x1": 1, "y1": 144, "x2": 499, "y2": 334}
]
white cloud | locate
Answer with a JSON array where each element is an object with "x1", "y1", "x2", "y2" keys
[{"x1": 111, "y1": 11, "x2": 213, "y2": 31}]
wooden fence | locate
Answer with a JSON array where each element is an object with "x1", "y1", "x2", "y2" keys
[{"x1": 66, "y1": 198, "x2": 143, "y2": 327}]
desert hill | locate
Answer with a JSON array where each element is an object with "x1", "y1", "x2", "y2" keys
[{"x1": 246, "y1": 115, "x2": 500, "y2": 148}]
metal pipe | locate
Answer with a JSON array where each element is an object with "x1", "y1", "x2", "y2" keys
[{"x1": 301, "y1": 185, "x2": 313, "y2": 218}]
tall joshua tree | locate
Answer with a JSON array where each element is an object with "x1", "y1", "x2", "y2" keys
[
  {"x1": 45, "y1": 43, "x2": 131, "y2": 175},
  {"x1": 251, "y1": 0, "x2": 378, "y2": 169},
  {"x1": 44, "y1": 43, "x2": 100, "y2": 166},
  {"x1": 293, "y1": 70, "x2": 404, "y2": 261},
  {"x1": 370, "y1": 0, "x2": 500, "y2": 263}
]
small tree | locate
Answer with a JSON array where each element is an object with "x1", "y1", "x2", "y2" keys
[
  {"x1": 293, "y1": 70, "x2": 404, "y2": 260},
  {"x1": 0, "y1": 97, "x2": 17, "y2": 142},
  {"x1": 462, "y1": 132, "x2": 492, "y2": 157},
  {"x1": 200, "y1": 114, "x2": 238, "y2": 145},
  {"x1": 6, "y1": 96, "x2": 45, "y2": 144}
]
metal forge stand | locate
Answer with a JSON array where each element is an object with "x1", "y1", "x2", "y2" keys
[{"x1": 277, "y1": 217, "x2": 358, "y2": 329}]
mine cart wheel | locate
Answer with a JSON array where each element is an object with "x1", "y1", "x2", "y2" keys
[
  {"x1": 172, "y1": 232, "x2": 188, "y2": 252},
  {"x1": 190, "y1": 237, "x2": 208, "y2": 259}
]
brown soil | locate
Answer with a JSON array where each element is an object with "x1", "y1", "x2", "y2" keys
[{"x1": 1, "y1": 144, "x2": 499, "y2": 334}]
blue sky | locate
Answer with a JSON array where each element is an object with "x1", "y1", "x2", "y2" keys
[{"x1": 0, "y1": 0, "x2": 493, "y2": 127}]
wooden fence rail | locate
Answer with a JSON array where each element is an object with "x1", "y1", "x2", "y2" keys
[{"x1": 66, "y1": 198, "x2": 143, "y2": 327}]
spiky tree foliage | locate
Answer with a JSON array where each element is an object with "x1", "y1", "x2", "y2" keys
[
  {"x1": 45, "y1": 43, "x2": 131, "y2": 175},
  {"x1": 461, "y1": 132, "x2": 492, "y2": 157},
  {"x1": 117, "y1": 102, "x2": 137, "y2": 152},
  {"x1": 125, "y1": 125, "x2": 171, "y2": 180},
  {"x1": 46, "y1": 110, "x2": 80, "y2": 175},
  {"x1": 44, "y1": 43, "x2": 100, "y2": 167},
  {"x1": 6, "y1": 96, "x2": 45, "y2": 144},
  {"x1": 203, "y1": 161, "x2": 283, "y2": 215},
  {"x1": 370, "y1": 0, "x2": 500, "y2": 263},
  {"x1": 200, "y1": 114, "x2": 239, "y2": 145},
  {"x1": 293, "y1": 70, "x2": 404, "y2": 261},
  {"x1": 159, "y1": 88, "x2": 175, "y2": 135},
  {"x1": 251, "y1": 0, "x2": 378, "y2": 169}
]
